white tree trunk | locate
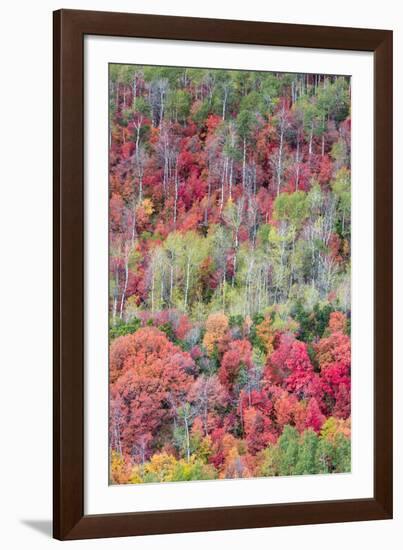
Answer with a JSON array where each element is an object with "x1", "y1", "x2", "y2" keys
[
  {"x1": 242, "y1": 138, "x2": 246, "y2": 189},
  {"x1": 295, "y1": 135, "x2": 300, "y2": 191},
  {"x1": 119, "y1": 250, "x2": 129, "y2": 319},
  {"x1": 277, "y1": 126, "x2": 284, "y2": 196},
  {"x1": 184, "y1": 416, "x2": 190, "y2": 463},
  {"x1": 184, "y1": 258, "x2": 191, "y2": 310},
  {"x1": 173, "y1": 161, "x2": 178, "y2": 226}
]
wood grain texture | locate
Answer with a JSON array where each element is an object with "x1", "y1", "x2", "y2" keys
[{"x1": 53, "y1": 9, "x2": 393, "y2": 540}]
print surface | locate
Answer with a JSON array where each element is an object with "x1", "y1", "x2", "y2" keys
[{"x1": 109, "y1": 65, "x2": 351, "y2": 484}]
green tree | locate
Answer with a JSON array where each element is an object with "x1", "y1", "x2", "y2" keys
[
  {"x1": 333, "y1": 433, "x2": 351, "y2": 473},
  {"x1": 273, "y1": 191, "x2": 308, "y2": 229},
  {"x1": 166, "y1": 89, "x2": 191, "y2": 123},
  {"x1": 277, "y1": 425, "x2": 300, "y2": 475},
  {"x1": 237, "y1": 109, "x2": 258, "y2": 189},
  {"x1": 294, "y1": 94, "x2": 321, "y2": 161},
  {"x1": 315, "y1": 437, "x2": 336, "y2": 473},
  {"x1": 317, "y1": 78, "x2": 350, "y2": 124},
  {"x1": 267, "y1": 222, "x2": 294, "y2": 303},
  {"x1": 162, "y1": 231, "x2": 210, "y2": 312},
  {"x1": 295, "y1": 429, "x2": 319, "y2": 474},
  {"x1": 331, "y1": 168, "x2": 351, "y2": 236}
]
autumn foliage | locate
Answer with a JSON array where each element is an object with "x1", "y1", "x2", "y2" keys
[{"x1": 108, "y1": 64, "x2": 351, "y2": 483}]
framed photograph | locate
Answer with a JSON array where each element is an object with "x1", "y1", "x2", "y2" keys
[{"x1": 53, "y1": 9, "x2": 393, "y2": 540}]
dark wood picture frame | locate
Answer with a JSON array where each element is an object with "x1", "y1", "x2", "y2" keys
[{"x1": 53, "y1": 9, "x2": 393, "y2": 540}]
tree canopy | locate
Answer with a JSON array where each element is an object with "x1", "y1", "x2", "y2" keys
[{"x1": 108, "y1": 64, "x2": 351, "y2": 483}]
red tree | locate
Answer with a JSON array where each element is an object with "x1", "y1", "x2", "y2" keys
[
  {"x1": 244, "y1": 407, "x2": 277, "y2": 455},
  {"x1": 188, "y1": 375, "x2": 228, "y2": 435},
  {"x1": 110, "y1": 327, "x2": 194, "y2": 459},
  {"x1": 305, "y1": 397, "x2": 326, "y2": 432},
  {"x1": 219, "y1": 339, "x2": 253, "y2": 392},
  {"x1": 315, "y1": 332, "x2": 351, "y2": 371}
]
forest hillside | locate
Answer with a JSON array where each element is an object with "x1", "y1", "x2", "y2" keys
[{"x1": 108, "y1": 65, "x2": 352, "y2": 483}]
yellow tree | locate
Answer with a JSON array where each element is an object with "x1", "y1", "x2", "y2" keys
[
  {"x1": 203, "y1": 312, "x2": 229, "y2": 355},
  {"x1": 256, "y1": 316, "x2": 276, "y2": 357}
]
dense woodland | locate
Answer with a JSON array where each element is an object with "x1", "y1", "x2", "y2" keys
[{"x1": 108, "y1": 64, "x2": 351, "y2": 483}]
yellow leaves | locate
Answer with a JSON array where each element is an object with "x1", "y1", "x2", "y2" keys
[
  {"x1": 129, "y1": 452, "x2": 190, "y2": 484},
  {"x1": 142, "y1": 452, "x2": 178, "y2": 482},
  {"x1": 110, "y1": 451, "x2": 131, "y2": 484},
  {"x1": 198, "y1": 435, "x2": 213, "y2": 463},
  {"x1": 227, "y1": 446, "x2": 239, "y2": 462},
  {"x1": 190, "y1": 420, "x2": 213, "y2": 463},
  {"x1": 128, "y1": 467, "x2": 144, "y2": 484},
  {"x1": 256, "y1": 317, "x2": 275, "y2": 356},
  {"x1": 203, "y1": 312, "x2": 229, "y2": 355},
  {"x1": 124, "y1": 295, "x2": 139, "y2": 319},
  {"x1": 135, "y1": 198, "x2": 154, "y2": 225},
  {"x1": 221, "y1": 446, "x2": 251, "y2": 479},
  {"x1": 141, "y1": 198, "x2": 154, "y2": 216},
  {"x1": 320, "y1": 416, "x2": 351, "y2": 443},
  {"x1": 221, "y1": 433, "x2": 238, "y2": 456},
  {"x1": 128, "y1": 452, "x2": 215, "y2": 483}
]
